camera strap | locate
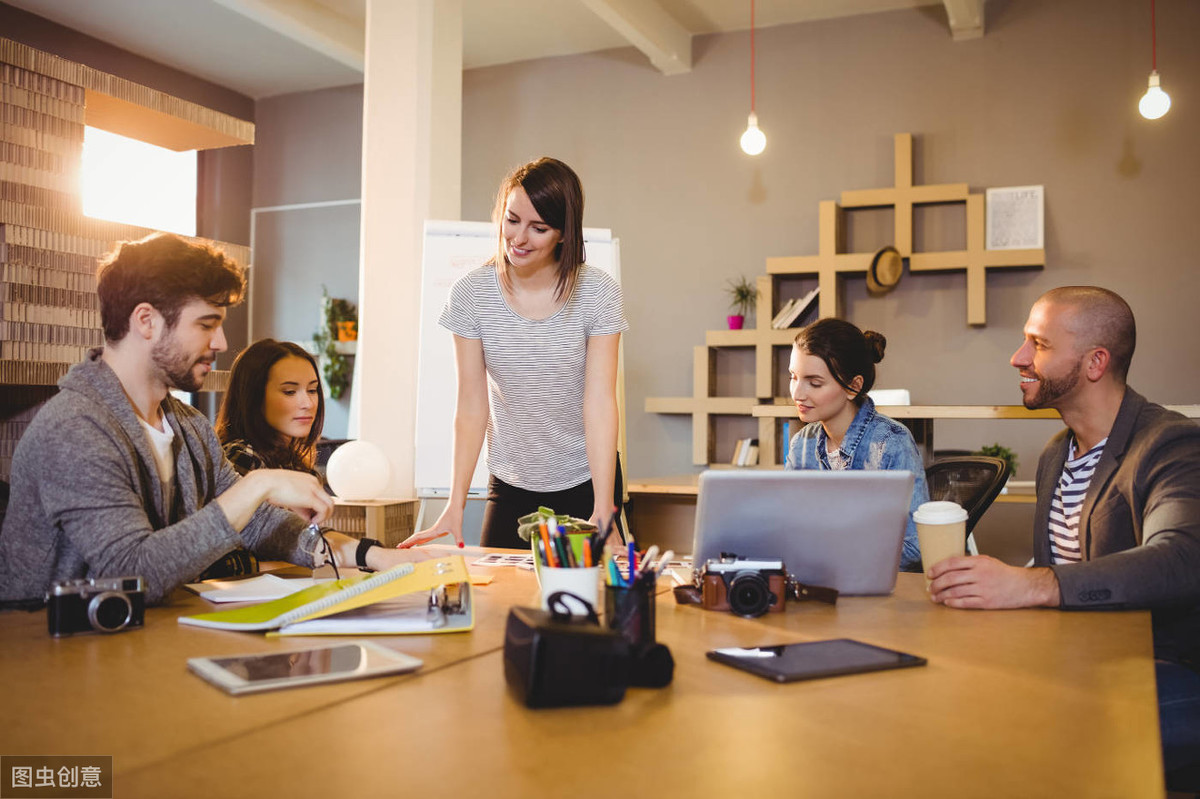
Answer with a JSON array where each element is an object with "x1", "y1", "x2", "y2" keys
[
  {"x1": 1, "y1": 597, "x2": 47, "y2": 612},
  {"x1": 787, "y1": 578, "x2": 838, "y2": 605}
]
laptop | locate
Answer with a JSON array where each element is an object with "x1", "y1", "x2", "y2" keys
[{"x1": 691, "y1": 470, "x2": 915, "y2": 595}]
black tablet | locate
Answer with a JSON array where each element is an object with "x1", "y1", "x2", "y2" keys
[{"x1": 707, "y1": 638, "x2": 926, "y2": 683}]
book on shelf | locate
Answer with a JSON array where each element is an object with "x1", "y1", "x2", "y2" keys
[
  {"x1": 743, "y1": 442, "x2": 759, "y2": 467},
  {"x1": 778, "y1": 287, "x2": 820, "y2": 328},
  {"x1": 178, "y1": 555, "x2": 474, "y2": 635},
  {"x1": 732, "y1": 438, "x2": 760, "y2": 466},
  {"x1": 770, "y1": 298, "x2": 798, "y2": 328}
]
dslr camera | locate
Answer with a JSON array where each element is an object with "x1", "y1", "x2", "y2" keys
[
  {"x1": 701, "y1": 554, "x2": 787, "y2": 618},
  {"x1": 47, "y1": 576, "x2": 145, "y2": 637}
]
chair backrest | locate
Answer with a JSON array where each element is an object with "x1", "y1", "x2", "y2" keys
[{"x1": 924, "y1": 456, "x2": 1009, "y2": 534}]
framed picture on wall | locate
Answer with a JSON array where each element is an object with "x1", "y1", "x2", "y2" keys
[{"x1": 986, "y1": 185, "x2": 1044, "y2": 250}]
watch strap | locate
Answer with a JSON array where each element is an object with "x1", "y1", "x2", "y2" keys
[{"x1": 355, "y1": 537, "x2": 381, "y2": 572}]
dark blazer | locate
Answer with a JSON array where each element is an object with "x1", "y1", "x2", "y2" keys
[{"x1": 1033, "y1": 387, "x2": 1200, "y2": 662}]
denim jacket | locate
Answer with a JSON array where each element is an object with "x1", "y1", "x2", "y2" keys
[{"x1": 785, "y1": 397, "x2": 928, "y2": 572}]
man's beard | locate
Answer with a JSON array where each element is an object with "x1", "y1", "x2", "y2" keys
[
  {"x1": 151, "y1": 336, "x2": 211, "y2": 392},
  {"x1": 1023, "y1": 355, "x2": 1083, "y2": 410}
]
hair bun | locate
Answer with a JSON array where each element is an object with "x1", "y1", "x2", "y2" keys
[{"x1": 863, "y1": 330, "x2": 887, "y2": 363}]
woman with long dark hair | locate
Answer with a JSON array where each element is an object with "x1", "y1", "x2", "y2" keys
[
  {"x1": 786, "y1": 318, "x2": 928, "y2": 571},
  {"x1": 216, "y1": 339, "x2": 325, "y2": 476},
  {"x1": 216, "y1": 339, "x2": 429, "y2": 572},
  {"x1": 400, "y1": 157, "x2": 627, "y2": 549}
]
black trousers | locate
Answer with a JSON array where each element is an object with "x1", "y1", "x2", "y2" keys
[{"x1": 480, "y1": 460, "x2": 624, "y2": 550}]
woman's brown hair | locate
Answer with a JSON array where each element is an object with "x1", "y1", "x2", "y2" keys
[
  {"x1": 793, "y1": 318, "x2": 887, "y2": 407},
  {"x1": 492, "y1": 157, "x2": 585, "y2": 301},
  {"x1": 215, "y1": 339, "x2": 325, "y2": 471}
]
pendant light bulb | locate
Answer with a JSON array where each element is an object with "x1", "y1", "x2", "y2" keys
[
  {"x1": 1139, "y1": 70, "x2": 1171, "y2": 120},
  {"x1": 740, "y1": 111, "x2": 766, "y2": 156}
]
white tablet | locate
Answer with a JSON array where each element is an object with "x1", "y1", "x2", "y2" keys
[{"x1": 188, "y1": 640, "x2": 422, "y2": 695}]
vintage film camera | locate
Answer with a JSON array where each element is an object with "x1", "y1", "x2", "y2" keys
[
  {"x1": 700, "y1": 554, "x2": 789, "y2": 618},
  {"x1": 47, "y1": 576, "x2": 145, "y2": 636}
]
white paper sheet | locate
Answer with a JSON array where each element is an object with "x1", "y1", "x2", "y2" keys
[{"x1": 187, "y1": 574, "x2": 323, "y2": 603}]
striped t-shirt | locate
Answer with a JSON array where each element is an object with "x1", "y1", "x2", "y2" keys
[
  {"x1": 439, "y1": 263, "x2": 628, "y2": 492},
  {"x1": 1048, "y1": 436, "x2": 1108, "y2": 564}
]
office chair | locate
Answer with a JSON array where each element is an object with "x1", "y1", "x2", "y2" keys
[{"x1": 924, "y1": 456, "x2": 1009, "y2": 553}]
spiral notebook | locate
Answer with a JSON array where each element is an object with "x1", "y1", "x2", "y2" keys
[{"x1": 178, "y1": 556, "x2": 473, "y2": 634}]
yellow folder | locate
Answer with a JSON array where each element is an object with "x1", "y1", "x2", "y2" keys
[{"x1": 178, "y1": 556, "x2": 473, "y2": 634}]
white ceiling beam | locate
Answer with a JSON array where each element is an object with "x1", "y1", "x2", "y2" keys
[
  {"x1": 210, "y1": 0, "x2": 364, "y2": 71},
  {"x1": 579, "y1": 0, "x2": 692, "y2": 75},
  {"x1": 943, "y1": 0, "x2": 985, "y2": 40}
]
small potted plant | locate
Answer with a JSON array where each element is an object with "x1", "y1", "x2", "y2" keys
[
  {"x1": 313, "y1": 287, "x2": 357, "y2": 400},
  {"x1": 725, "y1": 275, "x2": 758, "y2": 330},
  {"x1": 975, "y1": 443, "x2": 1018, "y2": 479}
]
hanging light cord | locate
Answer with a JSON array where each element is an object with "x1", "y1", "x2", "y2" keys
[
  {"x1": 1150, "y1": 0, "x2": 1157, "y2": 71},
  {"x1": 750, "y1": 0, "x2": 757, "y2": 113}
]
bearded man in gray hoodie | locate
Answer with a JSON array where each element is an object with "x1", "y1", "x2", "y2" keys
[{"x1": 0, "y1": 233, "x2": 422, "y2": 605}]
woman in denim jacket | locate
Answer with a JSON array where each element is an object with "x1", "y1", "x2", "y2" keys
[{"x1": 785, "y1": 319, "x2": 928, "y2": 572}]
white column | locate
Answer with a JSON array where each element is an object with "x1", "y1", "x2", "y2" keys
[{"x1": 352, "y1": 0, "x2": 462, "y2": 497}]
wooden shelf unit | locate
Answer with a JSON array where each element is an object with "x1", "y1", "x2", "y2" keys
[{"x1": 644, "y1": 133, "x2": 1046, "y2": 468}]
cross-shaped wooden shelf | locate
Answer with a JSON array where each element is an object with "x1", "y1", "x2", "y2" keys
[
  {"x1": 645, "y1": 133, "x2": 1046, "y2": 467},
  {"x1": 767, "y1": 133, "x2": 1044, "y2": 325}
]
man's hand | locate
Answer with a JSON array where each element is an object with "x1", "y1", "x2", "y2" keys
[
  {"x1": 216, "y1": 469, "x2": 334, "y2": 532},
  {"x1": 928, "y1": 555, "x2": 1061, "y2": 609},
  {"x1": 254, "y1": 470, "x2": 334, "y2": 525}
]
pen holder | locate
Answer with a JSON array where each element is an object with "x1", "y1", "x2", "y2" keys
[
  {"x1": 605, "y1": 580, "x2": 656, "y2": 650},
  {"x1": 538, "y1": 566, "x2": 601, "y2": 617},
  {"x1": 530, "y1": 532, "x2": 593, "y2": 583},
  {"x1": 605, "y1": 579, "x2": 674, "y2": 689}
]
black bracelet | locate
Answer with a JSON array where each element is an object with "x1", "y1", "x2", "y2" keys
[{"x1": 356, "y1": 537, "x2": 381, "y2": 572}]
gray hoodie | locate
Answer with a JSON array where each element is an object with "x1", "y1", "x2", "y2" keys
[{"x1": 0, "y1": 348, "x2": 313, "y2": 604}]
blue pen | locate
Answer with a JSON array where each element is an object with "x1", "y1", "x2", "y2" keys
[
  {"x1": 558, "y1": 525, "x2": 578, "y2": 568},
  {"x1": 627, "y1": 542, "x2": 636, "y2": 583}
]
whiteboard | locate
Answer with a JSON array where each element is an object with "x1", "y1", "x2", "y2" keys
[{"x1": 414, "y1": 220, "x2": 621, "y2": 496}]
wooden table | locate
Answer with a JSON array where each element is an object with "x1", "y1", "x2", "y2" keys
[{"x1": 0, "y1": 550, "x2": 1163, "y2": 798}]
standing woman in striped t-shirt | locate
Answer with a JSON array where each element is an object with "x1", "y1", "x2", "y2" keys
[{"x1": 400, "y1": 157, "x2": 628, "y2": 549}]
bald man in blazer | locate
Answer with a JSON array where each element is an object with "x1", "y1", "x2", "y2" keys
[{"x1": 927, "y1": 286, "x2": 1200, "y2": 787}]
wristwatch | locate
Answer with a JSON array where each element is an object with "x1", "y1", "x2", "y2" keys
[{"x1": 355, "y1": 537, "x2": 381, "y2": 572}]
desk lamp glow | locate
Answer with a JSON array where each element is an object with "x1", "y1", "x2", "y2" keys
[
  {"x1": 739, "y1": 0, "x2": 766, "y2": 156},
  {"x1": 1138, "y1": 0, "x2": 1171, "y2": 120},
  {"x1": 326, "y1": 440, "x2": 391, "y2": 500}
]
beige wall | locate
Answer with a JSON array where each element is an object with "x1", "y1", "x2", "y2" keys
[{"x1": 461, "y1": 0, "x2": 1200, "y2": 482}]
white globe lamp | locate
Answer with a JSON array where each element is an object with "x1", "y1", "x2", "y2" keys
[{"x1": 326, "y1": 440, "x2": 391, "y2": 500}]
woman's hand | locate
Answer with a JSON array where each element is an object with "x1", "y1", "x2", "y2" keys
[
  {"x1": 367, "y1": 545, "x2": 436, "y2": 568},
  {"x1": 397, "y1": 504, "x2": 465, "y2": 548},
  {"x1": 587, "y1": 508, "x2": 610, "y2": 533},
  {"x1": 588, "y1": 504, "x2": 618, "y2": 548},
  {"x1": 324, "y1": 531, "x2": 435, "y2": 568}
]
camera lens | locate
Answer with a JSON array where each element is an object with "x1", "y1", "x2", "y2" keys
[
  {"x1": 727, "y1": 571, "x2": 773, "y2": 618},
  {"x1": 87, "y1": 592, "x2": 133, "y2": 632}
]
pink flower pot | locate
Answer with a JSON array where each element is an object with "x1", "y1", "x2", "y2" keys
[{"x1": 727, "y1": 315, "x2": 745, "y2": 330}]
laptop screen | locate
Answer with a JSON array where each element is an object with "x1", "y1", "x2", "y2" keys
[{"x1": 691, "y1": 470, "x2": 914, "y2": 595}]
